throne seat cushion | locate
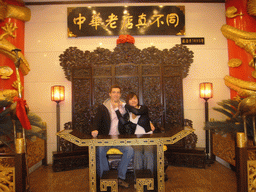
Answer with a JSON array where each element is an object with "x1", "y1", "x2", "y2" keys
[{"x1": 106, "y1": 145, "x2": 168, "y2": 155}]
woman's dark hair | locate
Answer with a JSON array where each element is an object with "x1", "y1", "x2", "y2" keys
[{"x1": 126, "y1": 92, "x2": 139, "y2": 106}]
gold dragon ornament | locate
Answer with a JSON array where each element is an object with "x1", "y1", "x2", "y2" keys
[
  {"x1": 222, "y1": 2, "x2": 256, "y2": 98},
  {"x1": 225, "y1": 6, "x2": 243, "y2": 18},
  {"x1": 0, "y1": 0, "x2": 31, "y2": 75},
  {"x1": 0, "y1": 0, "x2": 30, "y2": 101}
]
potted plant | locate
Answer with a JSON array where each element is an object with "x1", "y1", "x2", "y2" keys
[{"x1": 204, "y1": 96, "x2": 254, "y2": 167}]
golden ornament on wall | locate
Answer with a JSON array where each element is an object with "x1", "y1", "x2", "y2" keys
[
  {"x1": 0, "y1": 89, "x2": 18, "y2": 102},
  {"x1": 226, "y1": 6, "x2": 243, "y2": 18},
  {"x1": 252, "y1": 71, "x2": 256, "y2": 79},
  {"x1": 221, "y1": 24, "x2": 256, "y2": 58},
  {"x1": 0, "y1": 1, "x2": 31, "y2": 75},
  {"x1": 0, "y1": 1, "x2": 7, "y2": 21},
  {"x1": 221, "y1": 24, "x2": 256, "y2": 79},
  {"x1": 12, "y1": 80, "x2": 23, "y2": 92},
  {"x1": 0, "y1": 66, "x2": 13, "y2": 79},
  {"x1": 247, "y1": 0, "x2": 256, "y2": 16},
  {"x1": 0, "y1": 0, "x2": 31, "y2": 21},
  {"x1": 0, "y1": 23, "x2": 30, "y2": 75},
  {"x1": 224, "y1": 75, "x2": 256, "y2": 97},
  {"x1": 68, "y1": 28, "x2": 77, "y2": 37},
  {"x1": 228, "y1": 58, "x2": 242, "y2": 68},
  {"x1": 221, "y1": 1, "x2": 256, "y2": 98}
]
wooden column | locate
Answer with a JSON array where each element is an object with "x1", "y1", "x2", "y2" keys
[
  {"x1": 15, "y1": 153, "x2": 27, "y2": 192},
  {"x1": 15, "y1": 133, "x2": 28, "y2": 192},
  {"x1": 236, "y1": 132, "x2": 247, "y2": 192}
]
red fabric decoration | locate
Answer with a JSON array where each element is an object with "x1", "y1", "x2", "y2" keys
[
  {"x1": 116, "y1": 35, "x2": 135, "y2": 45},
  {"x1": 13, "y1": 97, "x2": 31, "y2": 130}
]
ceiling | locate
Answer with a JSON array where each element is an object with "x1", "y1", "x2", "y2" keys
[{"x1": 23, "y1": 0, "x2": 226, "y2": 5}]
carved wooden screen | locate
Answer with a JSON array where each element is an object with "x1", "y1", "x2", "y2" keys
[{"x1": 60, "y1": 43, "x2": 193, "y2": 137}]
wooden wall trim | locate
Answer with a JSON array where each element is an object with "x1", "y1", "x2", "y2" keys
[{"x1": 25, "y1": 0, "x2": 225, "y2": 6}]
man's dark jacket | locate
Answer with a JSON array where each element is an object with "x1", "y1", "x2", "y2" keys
[{"x1": 92, "y1": 100, "x2": 128, "y2": 135}]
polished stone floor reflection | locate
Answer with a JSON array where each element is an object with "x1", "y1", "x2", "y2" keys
[{"x1": 29, "y1": 162, "x2": 236, "y2": 192}]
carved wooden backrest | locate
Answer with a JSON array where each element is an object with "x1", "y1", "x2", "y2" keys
[{"x1": 60, "y1": 43, "x2": 193, "y2": 136}]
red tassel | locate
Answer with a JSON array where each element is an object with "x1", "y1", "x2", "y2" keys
[{"x1": 13, "y1": 97, "x2": 31, "y2": 130}]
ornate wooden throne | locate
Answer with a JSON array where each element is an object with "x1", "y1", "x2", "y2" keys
[{"x1": 53, "y1": 39, "x2": 203, "y2": 172}]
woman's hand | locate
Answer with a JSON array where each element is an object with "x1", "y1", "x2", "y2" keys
[
  {"x1": 112, "y1": 101, "x2": 124, "y2": 109},
  {"x1": 111, "y1": 102, "x2": 119, "y2": 109},
  {"x1": 118, "y1": 101, "x2": 125, "y2": 109}
]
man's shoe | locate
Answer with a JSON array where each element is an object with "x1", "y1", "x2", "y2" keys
[{"x1": 118, "y1": 178, "x2": 129, "y2": 188}]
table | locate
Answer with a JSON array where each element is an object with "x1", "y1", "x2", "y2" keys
[{"x1": 57, "y1": 128, "x2": 194, "y2": 192}]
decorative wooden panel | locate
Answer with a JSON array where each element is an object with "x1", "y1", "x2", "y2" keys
[
  {"x1": 72, "y1": 67, "x2": 92, "y2": 135},
  {"x1": 93, "y1": 78, "x2": 112, "y2": 106},
  {"x1": 164, "y1": 75, "x2": 184, "y2": 130},
  {"x1": 60, "y1": 42, "x2": 194, "y2": 139}
]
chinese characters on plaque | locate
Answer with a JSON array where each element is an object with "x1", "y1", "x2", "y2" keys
[{"x1": 68, "y1": 6, "x2": 185, "y2": 37}]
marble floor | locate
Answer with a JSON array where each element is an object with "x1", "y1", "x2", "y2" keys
[{"x1": 28, "y1": 162, "x2": 236, "y2": 192}]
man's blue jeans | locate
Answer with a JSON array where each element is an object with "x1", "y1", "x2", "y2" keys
[{"x1": 97, "y1": 146, "x2": 134, "y2": 180}]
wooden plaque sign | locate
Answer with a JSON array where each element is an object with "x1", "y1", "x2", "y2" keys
[{"x1": 68, "y1": 6, "x2": 185, "y2": 37}]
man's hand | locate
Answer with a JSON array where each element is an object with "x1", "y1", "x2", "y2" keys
[
  {"x1": 91, "y1": 130, "x2": 98, "y2": 137},
  {"x1": 150, "y1": 122, "x2": 155, "y2": 132}
]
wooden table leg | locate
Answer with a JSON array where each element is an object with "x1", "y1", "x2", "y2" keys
[
  {"x1": 157, "y1": 141, "x2": 165, "y2": 192},
  {"x1": 89, "y1": 145, "x2": 97, "y2": 192}
]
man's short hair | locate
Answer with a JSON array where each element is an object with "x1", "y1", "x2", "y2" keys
[{"x1": 109, "y1": 84, "x2": 121, "y2": 93}]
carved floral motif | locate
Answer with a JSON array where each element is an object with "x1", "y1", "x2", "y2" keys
[{"x1": 59, "y1": 43, "x2": 193, "y2": 81}]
